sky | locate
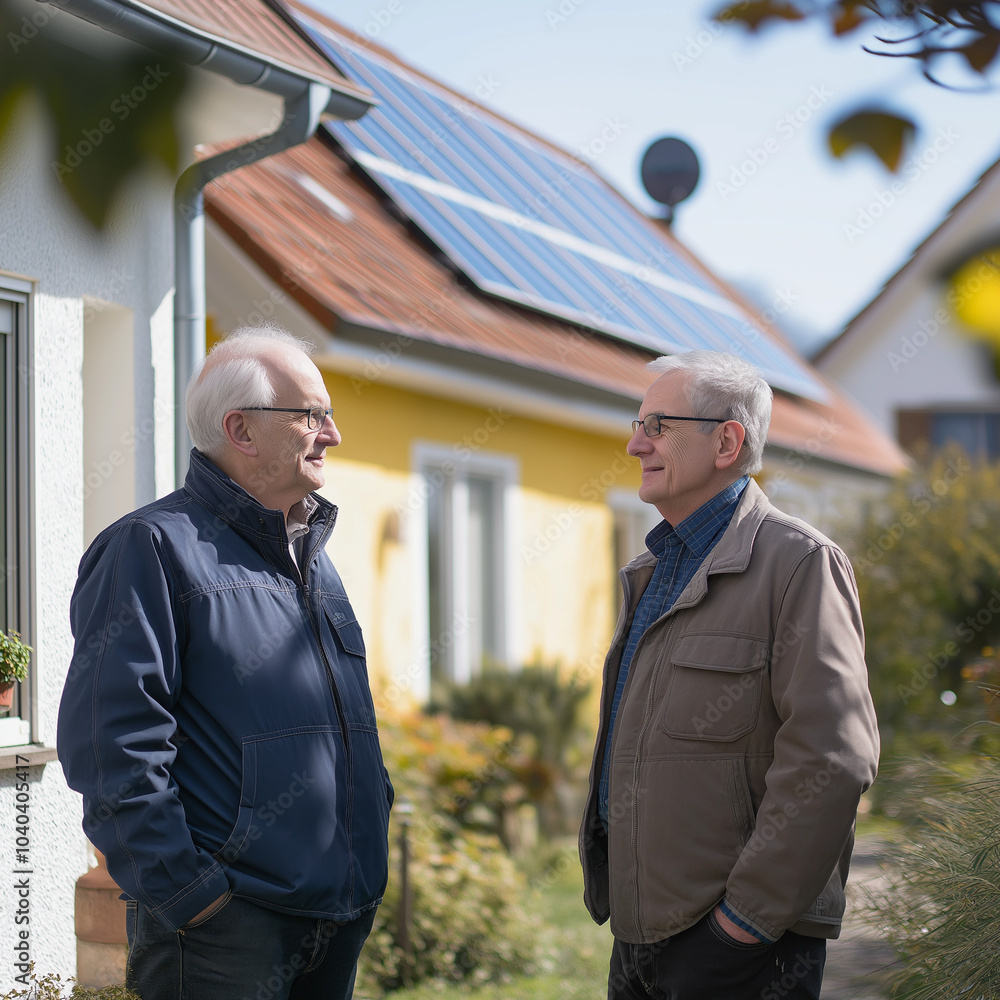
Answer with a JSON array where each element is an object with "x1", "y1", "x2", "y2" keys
[{"x1": 305, "y1": 0, "x2": 1000, "y2": 355}]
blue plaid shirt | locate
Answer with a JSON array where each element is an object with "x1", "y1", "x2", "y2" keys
[{"x1": 597, "y1": 476, "x2": 750, "y2": 830}]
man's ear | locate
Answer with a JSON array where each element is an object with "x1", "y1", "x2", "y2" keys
[
  {"x1": 222, "y1": 410, "x2": 259, "y2": 458},
  {"x1": 715, "y1": 420, "x2": 746, "y2": 472}
]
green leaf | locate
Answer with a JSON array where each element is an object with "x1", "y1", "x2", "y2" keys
[
  {"x1": 713, "y1": 0, "x2": 805, "y2": 31},
  {"x1": 828, "y1": 109, "x2": 917, "y2": 172}
]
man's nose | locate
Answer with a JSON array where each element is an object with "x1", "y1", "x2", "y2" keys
[
  {"x1": 317, "y1": 415, "x2": 341, "y2": 447},
  {"x1": 627, "y1": 425, "x2": 649, "y2": 457}
]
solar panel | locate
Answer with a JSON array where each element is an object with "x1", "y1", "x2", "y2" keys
[{"x1": 294, "y1": 13, "x2": 827, "y2": 402}]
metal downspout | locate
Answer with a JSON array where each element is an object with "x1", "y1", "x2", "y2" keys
[{"x1": 173, "y1": 81, "x2": 331, "y2": 485}]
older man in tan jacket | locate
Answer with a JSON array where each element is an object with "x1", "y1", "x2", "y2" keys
[{"x1": 579, "y1": 351, "x2": 879, "y2": 1000}]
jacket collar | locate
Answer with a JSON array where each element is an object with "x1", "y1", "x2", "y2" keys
[
  {"x1": 622, "y1": 479, "x2": 773, "y2": 616},
  {"x1": 183, "y1": 449, "x2": 338, "y2": 563}
]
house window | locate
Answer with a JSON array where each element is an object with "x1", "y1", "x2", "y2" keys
[
  {"x1": 0, "y1": 280, "x2": 34, "y2": 745},
  {"x1": 898, "y1": 408, "x2": 1000, "y2": 459},
  {"x1": 417, "y1": 446, "x2": 516, "y2": 692}
]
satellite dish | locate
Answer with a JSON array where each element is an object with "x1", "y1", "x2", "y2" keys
[{"x1": 640, "y1": 137, "x2": 700, "y2": 222}]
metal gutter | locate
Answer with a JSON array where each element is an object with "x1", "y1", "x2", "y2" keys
[
  {"x1": 37, "y1": 0, "x2": 374, "y2": 484},
  {"x1": 38, "y1": 0, "x2": 373, "y2": 119},
  {"x1": 174, "y1": 82, "x2": 332, "y2": 482}
]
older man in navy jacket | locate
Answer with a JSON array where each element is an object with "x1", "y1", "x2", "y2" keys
[{"x1": 58, "y1": 328, "x2": 392, "y2": 1000}]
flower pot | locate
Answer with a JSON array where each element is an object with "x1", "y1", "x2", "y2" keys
[{"x1": 0, "y1": 682, "x2": 15, "y2": 718}]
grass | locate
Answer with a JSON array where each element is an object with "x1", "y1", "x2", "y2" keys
[{"x1": 360, "y1": 844, "x2": 612, "y2": 1000}]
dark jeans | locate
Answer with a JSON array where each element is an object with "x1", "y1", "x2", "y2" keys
[
  {"x1": 608, "y1": 912, "x2": 826, "y2": 1000},
  {"x1": 125, "y1": 893, "x2": 377, "y2": 1000}
]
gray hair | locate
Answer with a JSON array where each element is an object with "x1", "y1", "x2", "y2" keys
[
  {"x1": 186, "y1": 326, "x2": 317, "y2": 459},
  {"x1": 647, "y1": 351, "x2": 772, "y2": 476}
]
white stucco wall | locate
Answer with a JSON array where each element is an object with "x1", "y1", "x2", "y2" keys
[
  {"x1": 0, "y1": 95, "x2": 177, "y2": 982},
  {"x1": 0, "y1": 28, "x2": 293, "y2": 979},
  {"x1": 820, "y1": 283, "x2": 1000, "y2": 435}
]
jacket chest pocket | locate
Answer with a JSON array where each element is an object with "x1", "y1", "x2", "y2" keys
[{"x1": 659, "y1": 633, "x2": 767, "y2": 741}]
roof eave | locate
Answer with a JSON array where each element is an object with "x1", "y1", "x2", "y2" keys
[{"x1": 39, "y1": 0, "x2": 376, "y2": 119}]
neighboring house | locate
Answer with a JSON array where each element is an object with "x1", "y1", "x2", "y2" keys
[
  {"x1": 815, "y1": 156, "x2": 1000, "y2": 458},
  {"x1": 0, "y1": 0, "x2": 372, "y2": 984},
  {"x1": 204, "y1": 4, "x2": 908, "y2": 713}
]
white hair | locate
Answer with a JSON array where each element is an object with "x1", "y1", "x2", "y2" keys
[
  {"x1": 647, "y1": 351, "x2": 772, "y2": 476},
  {"x1": 185, "y1": 326, "x2": 317, "y2": 460}
]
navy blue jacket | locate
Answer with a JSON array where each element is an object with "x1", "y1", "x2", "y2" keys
[{"x1": 58, "y1": 450, "x2": 392, "y2": 931}]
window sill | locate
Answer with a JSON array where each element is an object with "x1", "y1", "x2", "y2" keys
[{"x1": 0, "y1": 744, "x2": 57, "y2": 769}]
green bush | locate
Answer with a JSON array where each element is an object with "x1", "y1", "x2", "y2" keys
[
  {"x1": 358, "y1": 828, "x2": 540, "y2": 993},
  {"x1": 429, "y1": 662, "x2": 591, "y2": 837},
  {"x1": 357, "y1": 711, "x2": 542, "y2": 994},
  {"x1": 867, "y1": 758, "x2": 1000, "y2": 998},
  {"x1": 847, "y1": 448, "x2": 1000, "y2": 756}
]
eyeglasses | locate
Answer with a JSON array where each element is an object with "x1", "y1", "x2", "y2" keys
[
  {"x1": 632, "y1": 413, "x2": 726, "y2": 438},
  {"x1": 241, "y1": 406, "x2": 334, "y2": 430}
]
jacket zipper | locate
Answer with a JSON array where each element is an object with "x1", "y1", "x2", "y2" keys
[
  {"x1": 292, "y1": 523, "x2": 357, "y2": 897},
  {"x1": 584, "y1": 571, "x2": 632, "y2": 911},
  {"x1": 629, "y1": 618, "x2": 673, "y2": 939}
]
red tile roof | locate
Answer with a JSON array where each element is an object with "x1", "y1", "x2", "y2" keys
[
  {"x1": 128, "y1": 0, "x2": 370, "y2": 97},
  {"x1": 206, "y1": 137, "x2": 906, "y2": 476},
  {"x1": 203, "y1": 2, "x2": 908, "y2": 478}
]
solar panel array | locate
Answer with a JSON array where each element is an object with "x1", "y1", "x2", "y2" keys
[{"x1": 295, "y1": 13, "x2": 826, "y2": 401}]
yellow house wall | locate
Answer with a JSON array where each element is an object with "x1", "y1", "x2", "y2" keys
[{"x1": 316, "y1": 369, "x2": 641, "y2": 705}]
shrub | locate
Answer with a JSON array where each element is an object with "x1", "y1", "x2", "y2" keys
[
  {"x1": 867, "y1": 758, "x2": 1000, "y2": 998},
  {"x1": 847, "y1": 448, "x2": 1000, "y2": 755},
  {"x1": 358, "y1": 828, "x2": 540, "y2": 993},
  {"x1": 356, "y1": 711, "x2": 542, "y2": 994},
  {"x1": 429, "y1": 662, "x2": 591, "y2": 837}
]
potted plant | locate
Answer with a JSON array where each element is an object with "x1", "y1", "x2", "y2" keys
[{"x1": 0, "y1": 629, "x2": 31, "y2": 717}]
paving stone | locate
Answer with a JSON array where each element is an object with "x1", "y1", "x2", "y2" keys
[{"x1": 822, "y1": 837, "x2": 899, "y2": 1000}]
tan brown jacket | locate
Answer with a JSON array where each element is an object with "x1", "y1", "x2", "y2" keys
[{"x1": 579, "y1": 480, "x2": 879, "y2": 943}]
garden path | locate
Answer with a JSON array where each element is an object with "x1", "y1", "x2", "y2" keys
[{"x1": 821, "y1": 836, "x2": 897, "y2": 1000}]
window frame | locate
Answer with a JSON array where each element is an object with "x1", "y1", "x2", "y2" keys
[
  {"x1": 0, "y1": 276, "x2": 35, "y2": 743},
  {"x1": 412, "y1": 441, "x2": 519, "y2": 696},
  {"x1": 897, "y1": 406, "x2": 1000, "y2": 459}
]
